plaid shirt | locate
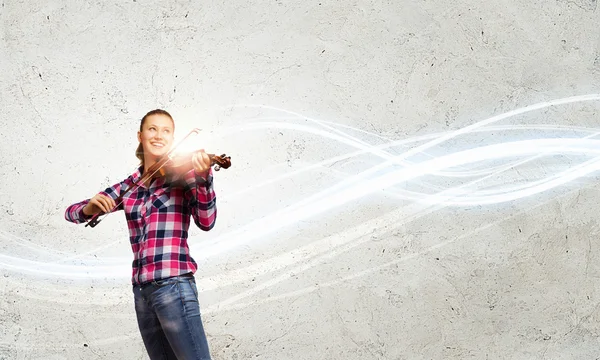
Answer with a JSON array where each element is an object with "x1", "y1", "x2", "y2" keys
[{"x1": 65, "y1": 166, "x2": 216, "y2": 285}]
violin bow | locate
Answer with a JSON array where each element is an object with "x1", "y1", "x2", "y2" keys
[{"x1": 84, "y1": 128, "x2": 201, "y2": 228}]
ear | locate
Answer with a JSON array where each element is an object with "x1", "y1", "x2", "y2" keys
[{"x1": 137, "y1": 131, "x2": 141, "y2": 143}]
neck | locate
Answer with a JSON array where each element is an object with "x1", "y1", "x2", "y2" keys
[{"x1": 142, "y1": 156, "x2": 159, "y2": 175}]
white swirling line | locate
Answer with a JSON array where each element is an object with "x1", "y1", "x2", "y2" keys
[{"x1": 0, "y1": 94, "x2": 599, "y2": 281}]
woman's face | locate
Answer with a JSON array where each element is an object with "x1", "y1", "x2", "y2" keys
[{"x1": 137, "y1": 114, "x2": 174, "y2": 161}]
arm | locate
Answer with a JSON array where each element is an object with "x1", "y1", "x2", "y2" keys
[
  {"x1": 183, "y1": 168, "x2": 217, "y2": 231},
  {"x1": 64, "y1": 198, "x2": 94, "y2": 224},
  {"x1": 64, "y1": 177, "x2": 131, "y2": 224}
]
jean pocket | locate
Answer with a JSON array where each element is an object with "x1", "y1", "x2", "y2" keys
[{"x1": 184, "y1": 279, "x2": 199, "y2": 299}]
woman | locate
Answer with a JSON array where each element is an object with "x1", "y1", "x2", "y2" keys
[{"x1": 65, "y1": 109, "x2": 215, "y2": 360}]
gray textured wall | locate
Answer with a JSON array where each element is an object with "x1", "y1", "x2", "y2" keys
[{"x1": 2, "y1": 1, "x2": 600, "y2": 359}]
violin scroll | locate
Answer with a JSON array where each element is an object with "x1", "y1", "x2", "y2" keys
[{"x1": 210, "y1": 154, "x2": 231, "y2": 171}]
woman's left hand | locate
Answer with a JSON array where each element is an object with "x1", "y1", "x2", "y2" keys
[{"x1": 192, "y1": 150, "x2": 211, "y2": 178}]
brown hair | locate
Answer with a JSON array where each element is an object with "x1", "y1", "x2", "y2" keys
[{"x1": 135, "y1": 109, "x2": 174, "y2": 166}]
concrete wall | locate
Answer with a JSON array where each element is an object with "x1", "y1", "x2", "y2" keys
[{"x1": 2, "y1": 1, "x2": 600, "y2": 359}]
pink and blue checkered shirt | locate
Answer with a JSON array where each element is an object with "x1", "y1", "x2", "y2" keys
[{"x1": 65, "y1": 166, "x2": 216, "y2": 285}]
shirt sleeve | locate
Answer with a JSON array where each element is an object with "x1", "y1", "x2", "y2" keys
[
  {"x1": 64, "y1": 176, "x2": 132, "y2": 224},
  {"x1": 183, "y1": 167, "x2": 217, "y2": 231}
]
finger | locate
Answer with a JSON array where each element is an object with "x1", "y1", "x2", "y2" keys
[
  {"x1": 105, "y1": 195, "x2": 116, "y2": 209},
  {"x1": 196, "y1": 150, "x2": 208, "y2": 168},
  {"x1": 97, "y1": 197, "x2": 111, "y2": 213},
  {"x1": 91, "y1": 199, "x2": 106, "y2": 213},
  {"x1": 107, "y1": 197, "x2": 116, "y2": 211},
  {"x1": 192, "y1": 154, "x2": 201, "y2": 170},
  {"x1": 201, "y1": 152, "x2": 211, "y2": 167},
  {"x1": 107, "y1": 197, "x2": 116, "y2": 210},
  {"x1": 90, "y1": 197, "x2": 103, "y2": 210},
  {"x1": 100, "y1": 196, "x2": 115, "y2": 213},
  {"x1": 95, "y1": 195, "x2": 111, "y2": 211}
]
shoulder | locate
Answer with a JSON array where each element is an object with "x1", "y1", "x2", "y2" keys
[{"x1": 106, "y1": 166, "x2": 143, "y2": 193}]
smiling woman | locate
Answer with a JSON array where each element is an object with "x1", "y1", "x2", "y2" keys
[{"x1": 64, "y1": 109, "x2": 216, "y2": 360}]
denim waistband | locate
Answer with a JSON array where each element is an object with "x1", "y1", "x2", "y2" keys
[{"x1": 137, "y1": 272, "x2": 194, "y2": 288}]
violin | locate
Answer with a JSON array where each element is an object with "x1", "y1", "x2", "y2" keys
[
  {"x1": 84, "y1": 128, "x2": 231, "y2": 228},
  {"x1": 148, "y1": 151, "x2": 231, "y2": 179}
]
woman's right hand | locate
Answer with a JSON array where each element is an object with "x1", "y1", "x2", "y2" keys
[{"x1": 82, "y1": 193, "x2": 117, "y2": 215}]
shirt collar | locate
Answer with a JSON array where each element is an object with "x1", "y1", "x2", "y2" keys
[{"x1": 132, "y1": 165, "x2": 143, "y2": 183}]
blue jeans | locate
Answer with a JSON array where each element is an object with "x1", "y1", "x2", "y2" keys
[{"x1": 133, "y1": 274, "x2": 212, "y2": 360}]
